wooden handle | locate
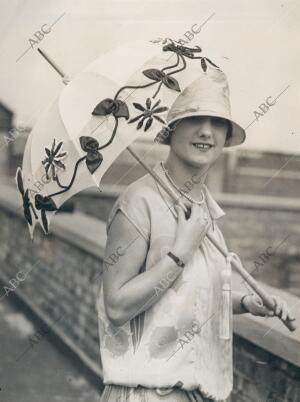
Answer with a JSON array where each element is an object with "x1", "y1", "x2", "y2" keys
[{"x1": 126, "y1": 145, "x2": 297, "y2": 332}]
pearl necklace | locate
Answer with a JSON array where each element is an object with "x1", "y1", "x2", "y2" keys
[{"x1": 160, "y1": 162, "x2": 206, "y2": 205}]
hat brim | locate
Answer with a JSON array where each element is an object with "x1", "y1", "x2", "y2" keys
[{"x1": 160, "y1": 111, "x2": 246, "y2": 148}]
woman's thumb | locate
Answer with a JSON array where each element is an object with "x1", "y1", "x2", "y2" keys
[{"x1": 174, "y1": 203, "x2": 184, "y2": 218}]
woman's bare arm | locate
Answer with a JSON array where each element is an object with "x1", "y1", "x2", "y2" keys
[{"x1": 103, "y1": 210, "x2": 183, "y2": 327}]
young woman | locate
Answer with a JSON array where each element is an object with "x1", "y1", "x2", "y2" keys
[{"x1": 98, "y1": 70, "x2": 292, "y2": 402}]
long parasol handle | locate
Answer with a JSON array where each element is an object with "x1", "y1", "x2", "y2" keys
[
  {"x1": 126, "y1": 146, "x2": 297, "y2": 332},
  {"x1": 38, "y1": 48, "x2": 67, "y2": 80},
  {"x1": 37, "y1": 47, "x2": 296, "y2": 331}
]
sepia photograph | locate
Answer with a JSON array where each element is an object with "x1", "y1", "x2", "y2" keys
[{"x1": 0, "y1": 1, "x2": 299, "y2": 401}]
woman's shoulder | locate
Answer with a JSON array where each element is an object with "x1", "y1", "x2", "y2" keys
[
  {"x1": 119, "y1": 172, "x2": 159, "y2": 204},
  {"x1": 106, "y1": 172, "x2": 159, "y2": 240}
]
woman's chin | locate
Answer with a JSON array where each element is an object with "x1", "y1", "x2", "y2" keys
[
  {"x1": 188, "y1": 146, "x2": 220, "y2": 166},
  {"x1": 186, "y1": 153, "x2": 214, "y2": 168}
]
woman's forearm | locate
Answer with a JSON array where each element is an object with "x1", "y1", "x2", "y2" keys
[
  {"x1": 232, "y1": 290, "x2": 249, "y2": 314},
  {"x1": 106, "y1": 251, "x2": 184, "y2": 326}
]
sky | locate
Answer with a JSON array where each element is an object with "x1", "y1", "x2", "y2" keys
[{"x1": 0, "y1": 0, "x2": 299, "y2": 153}]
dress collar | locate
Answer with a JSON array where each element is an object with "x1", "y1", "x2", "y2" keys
[{"x1": 152, "y1": 161, "x2": 226, "y2": 221}]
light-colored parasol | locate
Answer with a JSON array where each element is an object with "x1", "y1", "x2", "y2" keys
[{"x1": 16, "y1": 40, "x2": 296, "y2": 331}]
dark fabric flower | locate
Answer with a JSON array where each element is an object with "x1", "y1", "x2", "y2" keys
[
  {"x1": 142, "y1": 69, "x2": 181, "y2": 92},
  {"x1": 79, "y1": 136, "x2": 103, "y2": 174},
  {"x1": 42, "y1": 139, "x2": 67, "y2": 180},
  {"x1": 16, "y1": 167, "x2": 37, "y2": 226},
  {"x1": 129, "y1": 98, "x2": 168, "y2": 131},
  {"x1": 162, "y1": 43, "x2": 202, "y2": 58},
  {"x1": 162, "y1": 43, "x2": 219, "y2": 72},
  {"x1": 92, "y1": 98, "x2": 129, "y2": 119},
  {"x1": 35, "y1": 194, "x2": 58, "y2": 233}
]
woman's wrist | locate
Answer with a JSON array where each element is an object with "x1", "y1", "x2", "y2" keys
[
  {"x1": 170, "y1": 244, "x2": 190, "y2": 266},
  {"x1": 240, "y1": 293, "x2": 252, "y2": 313},
  {"x1": 167, "y1": 251, "x2": 185, "y2": 268}
]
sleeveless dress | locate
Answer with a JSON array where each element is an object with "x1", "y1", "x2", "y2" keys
[{"x1": 97, "y1": 161, "x2": 233, "y2": 402}]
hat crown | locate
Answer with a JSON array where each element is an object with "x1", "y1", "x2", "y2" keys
[{"x1": 167, "y1": 68, "x2": 231, "y2": 123}]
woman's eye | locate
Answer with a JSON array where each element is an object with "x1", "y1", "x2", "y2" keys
[
  {"x1": 211, "y1": 117, "x2": 228, "y2": 126},
  {"x1": 189, "y1": 117, "x2": 201, "y2": 123}
]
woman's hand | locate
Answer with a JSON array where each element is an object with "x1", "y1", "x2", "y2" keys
[
  {"x1": 242, "y1": 293, "x2": 295, "y2": 321},
  {"x1": 172, "y1": 203, "x2": 211, "y2": 265}
]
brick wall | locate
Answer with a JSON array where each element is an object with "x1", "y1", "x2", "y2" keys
[
  {"x1": 218, "y1": 206, "x2": 300, "y2": 297},
  {"x1": 0, "y1": 186, "x2": 299, "y2": 402},
  {"x1": 0, "y1": 208, "x2": 103, "y2": 370},
  {"x1": 232, "y1": 335, "x2": 300, "y2": 402}
]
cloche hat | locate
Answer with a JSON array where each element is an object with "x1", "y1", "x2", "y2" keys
[{"x1": 155, "y1": 68, "x2": 246, "y2": 147}]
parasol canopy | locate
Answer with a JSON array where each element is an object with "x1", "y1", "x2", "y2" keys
[{"x1": 16, "y1": 39, "x2": 216, "y2": 239}]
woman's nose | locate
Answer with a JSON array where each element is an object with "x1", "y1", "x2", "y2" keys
[{"x1": 195, "y1": 118, "x2": 213, "y2": 136}]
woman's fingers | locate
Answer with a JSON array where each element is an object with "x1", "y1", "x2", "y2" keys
[
  {"x1": 273, "y1": 296, "x2": 284, "y2": 316},
  {"x1": 287, "y1": 309, "x2": 296, "y2": 321},
  {"x1": 190, "y1": 204, "x2": 211, "y2": 234},
  {"x1": 174, "y1": 203, "x2": 185, "y2": 221},
  {"x1": 253, "y1": 294, "x2": 263, "y2": 307},
  {"x1": 251, "y1": 295, "x2": 275, "y2": 316},
  {"x1": 257, "y1": 305, "x2": 274, "y2": 317},
  {"x1": 241, "y1": 291, "x2": 295, "y2": 321},
  {"x1": 260, "y1": 306, "x2": 275, "y2": 317},
  {"x1": 262, "y1": 307, "x2": 275, "y2": 317},
  {"x1": 271, "y1": 296, "x2": 295, "y2": 321},
  {"x1": 255, "y1": 295, "x2": 295, "y2": 320},
  {"x1": 280, "y1": 301, "x2": 288, "y2": 321},
  {"x1": 249, "y1": 295, "x2": 267, "y2": 316},
  {"x1": 190, "y1": 203, "x2": 201, "y2": 220}
]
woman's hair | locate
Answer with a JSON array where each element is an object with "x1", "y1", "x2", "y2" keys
[
  {"x1": 225, "y1": 121, "x2": 232, "y2": 146},
  {"x1": 163, "y1": 118, "x2": 233, "y2": 146}
]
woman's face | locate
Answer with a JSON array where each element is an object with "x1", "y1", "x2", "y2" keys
[{"x1": 169, "y1": 116, "x2": 229, "y2": 168}]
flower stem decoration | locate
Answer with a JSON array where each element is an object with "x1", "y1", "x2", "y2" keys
[{"x1": 162, "y1": 42, "x2": 220, "y2": 72}]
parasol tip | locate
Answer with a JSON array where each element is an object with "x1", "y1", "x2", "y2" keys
[{"x1": 37, "y1": 47, "x2": 66, "y2": 80}]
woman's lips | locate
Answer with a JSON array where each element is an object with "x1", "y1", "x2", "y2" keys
[{"x1": 191, "y1": 142, "x2": 214, "y2": 151}]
